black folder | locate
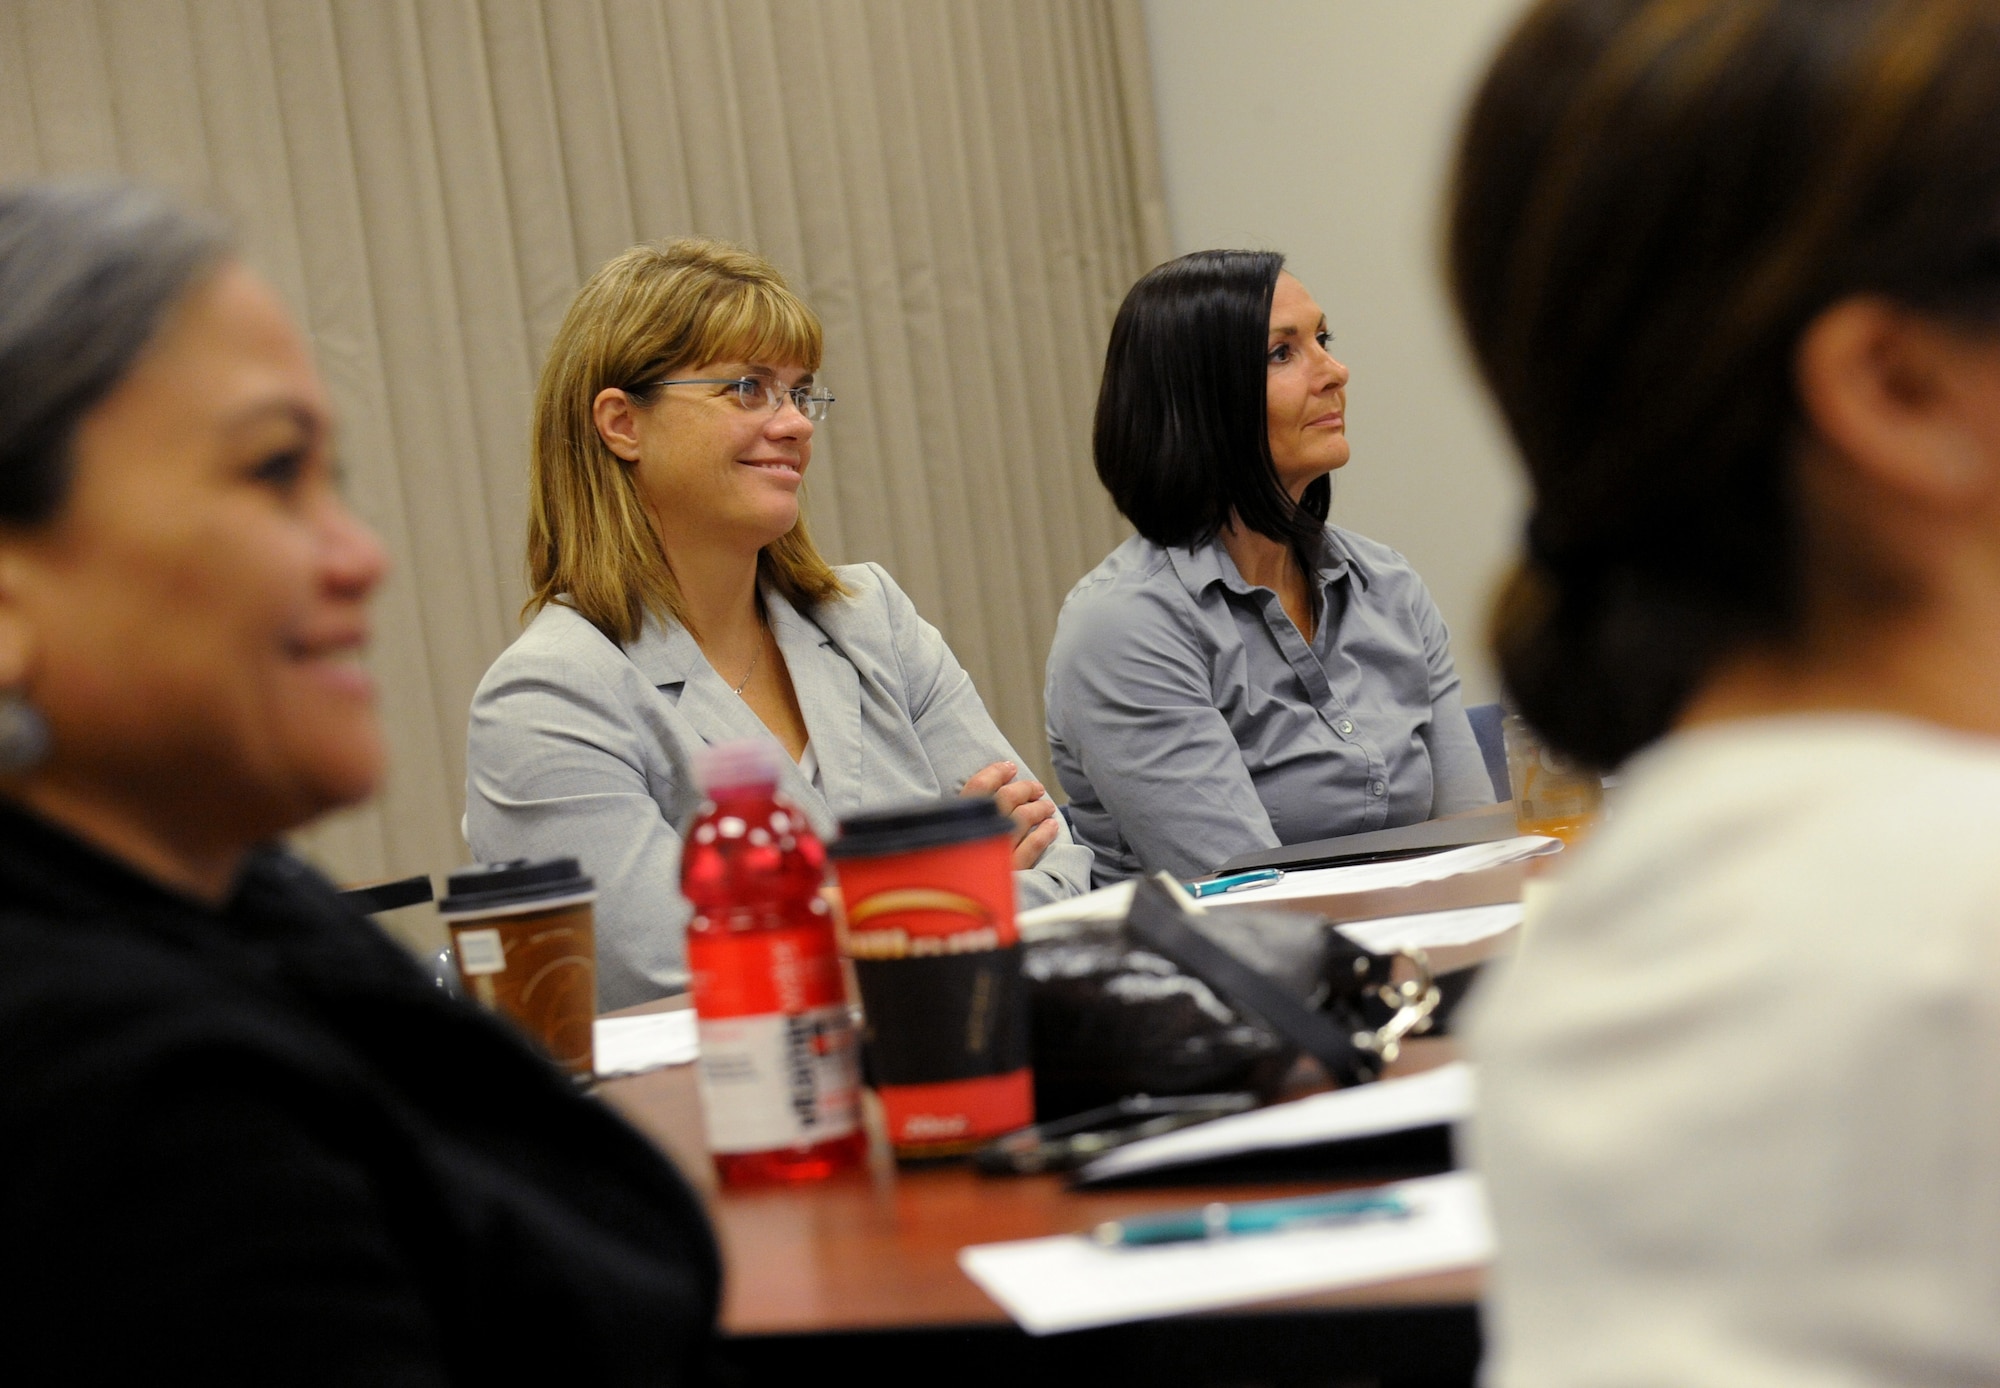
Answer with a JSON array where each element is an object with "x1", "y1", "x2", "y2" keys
[
  {"x1": 1072, "y1": 1123, "x2": 1455, "y2": 1188},
  {"x1": 1213, "y1": 803, "x2": 1519, "y2": 875}
]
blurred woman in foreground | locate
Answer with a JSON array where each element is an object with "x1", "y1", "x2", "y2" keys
[
  {"x1": 0, "y1": 183, "x2": 715, "y2": 1381},
  {"x1": 1454, "y1": 1, "x2": 2000, "y2": 1381}
]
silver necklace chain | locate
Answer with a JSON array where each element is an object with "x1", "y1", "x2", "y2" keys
[{"x1": 729, "y1": 638, "x2": 762, "y2": 696}]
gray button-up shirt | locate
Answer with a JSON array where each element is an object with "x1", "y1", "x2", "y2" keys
[{"x1": 1045, "y1": 526, "x2": 1493, "y2": 885}]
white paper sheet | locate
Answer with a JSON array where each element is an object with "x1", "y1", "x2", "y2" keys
[
  {"x1": 1076, "y1": 1060, "x2": 1475, "y2": 1184},
  {"x1": 958, "y1": 1169, "x2": 1492, "y2": 1334},
  {"x1": 1016, "y1": 838, "x2": 1555, "y2": 940},
  {"x1": 1337, "y1": 902, "x2": 1524, "y2": 954},
  {"x1": 1017, "y1": 879, "x2": 1140, "y2": 938},
  {"x1": 592, "y1": 1009, "x2": 699, "y2": 1078}
]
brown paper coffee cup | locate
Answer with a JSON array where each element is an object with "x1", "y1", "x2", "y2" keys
[{"x1": 440, "y1": 859, "x2": 598, "y2": 1080}]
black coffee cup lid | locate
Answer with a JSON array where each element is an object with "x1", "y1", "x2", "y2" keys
[
  {"x1": 439, "y1": 858, "x2": 595, "y2": 915},
  {"x1": 829, "y1": 797, "x2": 1011, "y2": 858}
]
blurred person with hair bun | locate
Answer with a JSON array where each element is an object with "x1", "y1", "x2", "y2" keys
[{"x1": 1451, "y1": 1, "x2": 2000, "y2": 1381}]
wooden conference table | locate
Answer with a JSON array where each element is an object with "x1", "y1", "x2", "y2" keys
[{"x1": 597, "y1": 825, "x2": 1524, "y2": 1387}]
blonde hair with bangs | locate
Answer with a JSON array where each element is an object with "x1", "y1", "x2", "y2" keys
[{"x1": 527, "y1": 237, "x2": 847, "y2": 645}]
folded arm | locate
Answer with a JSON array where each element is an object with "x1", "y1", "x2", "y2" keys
[{"x1": 866, "y1": 564, "x2": 1094, "y2": 907}]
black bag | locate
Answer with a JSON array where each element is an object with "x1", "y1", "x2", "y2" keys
[{"x1": 1023, "y1": 875, "x2": 1443, "y2": 1119}]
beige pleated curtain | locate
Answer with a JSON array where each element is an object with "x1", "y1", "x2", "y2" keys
[{"x1": 0, "y1": 0, "x2": 1164, "y2": 883}]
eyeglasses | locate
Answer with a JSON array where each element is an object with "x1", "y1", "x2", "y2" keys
[{"x1": 645, "y1": 376, "x2": 835, "y2": 421}]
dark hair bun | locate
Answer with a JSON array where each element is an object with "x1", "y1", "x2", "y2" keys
[{"x1": 1450, "y1": 0, "x2": 2000, "y2": 765}]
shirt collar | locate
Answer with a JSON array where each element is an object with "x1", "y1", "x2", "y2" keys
[
  {"x1": 1166, "y1": 526, "x2": 1360, "y2": 601},
  {"x1": 621, "y1": 582, "x2": 824, "y2": 688}
]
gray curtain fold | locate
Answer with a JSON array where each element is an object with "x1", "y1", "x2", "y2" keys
[{"x1": 0, "y1": 0, "x2": 1163, "y2": 884}]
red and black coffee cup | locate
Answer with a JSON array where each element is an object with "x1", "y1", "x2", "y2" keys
[{"x1": 828, "y1": 798, "x2": 1031, "y2": 1158}]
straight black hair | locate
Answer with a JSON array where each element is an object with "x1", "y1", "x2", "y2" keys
[
  {"x1": 1093, "y1": 249, "x2": 1330, "y2": 550},
  {"x1": 0, "y1": 181, "x2": 230, "y2": 526}
]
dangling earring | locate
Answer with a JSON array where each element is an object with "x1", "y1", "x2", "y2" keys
[{"x1": 0, "y1": 691, "x2": 50, "y2": 775}]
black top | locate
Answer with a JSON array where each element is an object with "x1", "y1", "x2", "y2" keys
[{"x1": 0, "y1": 801, "x2": 718, "y2": 1383}]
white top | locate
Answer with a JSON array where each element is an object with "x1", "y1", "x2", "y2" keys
[{"x1": 1467, "y1": 715, "x2": 2000, "y2": 1386}]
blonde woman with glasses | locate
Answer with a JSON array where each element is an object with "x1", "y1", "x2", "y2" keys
[{"x1": 467, "y1": 239, "x2": 1090, "y2": 1008}]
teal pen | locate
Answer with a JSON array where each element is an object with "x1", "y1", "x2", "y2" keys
[
  {"x1": 1186, "y1": 868, "x2": 1283, "y2": 898},
  {"x1": 1090, "y1": 1190, "x2": 1412, "y2": 1247}
]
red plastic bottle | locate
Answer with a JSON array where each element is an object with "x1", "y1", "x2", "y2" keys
[{"x1": 681, "y1": 740, "x2": 865, "y2": 1185}]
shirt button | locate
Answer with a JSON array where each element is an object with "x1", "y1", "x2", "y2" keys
[
  {"x1": 1337, "y1": 718, "x2": 1354, "y2": 735},
  {"x1": 1372, "y1": 782, "x2": 1385, "y2": 796}
]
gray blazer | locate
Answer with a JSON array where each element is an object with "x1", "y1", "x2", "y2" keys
[{"x1": 466, "y1": 562, "x2": 1093, "y2": 1010}]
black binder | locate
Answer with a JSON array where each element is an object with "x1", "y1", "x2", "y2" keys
[{"x1": 1213, "y1": 803, "x2": 1519, "y2": 875}]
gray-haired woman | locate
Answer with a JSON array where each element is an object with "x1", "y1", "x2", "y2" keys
[{"x1": 0, "y1": 182, "x2": 716, "y2": 1382}]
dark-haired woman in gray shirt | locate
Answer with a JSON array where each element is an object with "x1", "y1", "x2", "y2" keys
[{"x1": 1046, "y1": 253, "x2": 1491, "y2": 885}]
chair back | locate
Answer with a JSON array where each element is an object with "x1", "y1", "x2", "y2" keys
[
  {"x1": 338, "y1": 874, "x2": 462, "y2": 997},
  {"x1": 1465, "y1": 702, "x2": 1512, "y2": 803},
  {"x1": 337, "y1": 873, "x2": 434, "y2": 914}
]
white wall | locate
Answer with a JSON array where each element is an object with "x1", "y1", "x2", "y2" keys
[{"x1": 1141, "y1": 0, "x2": 1533, "y2": 704}]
